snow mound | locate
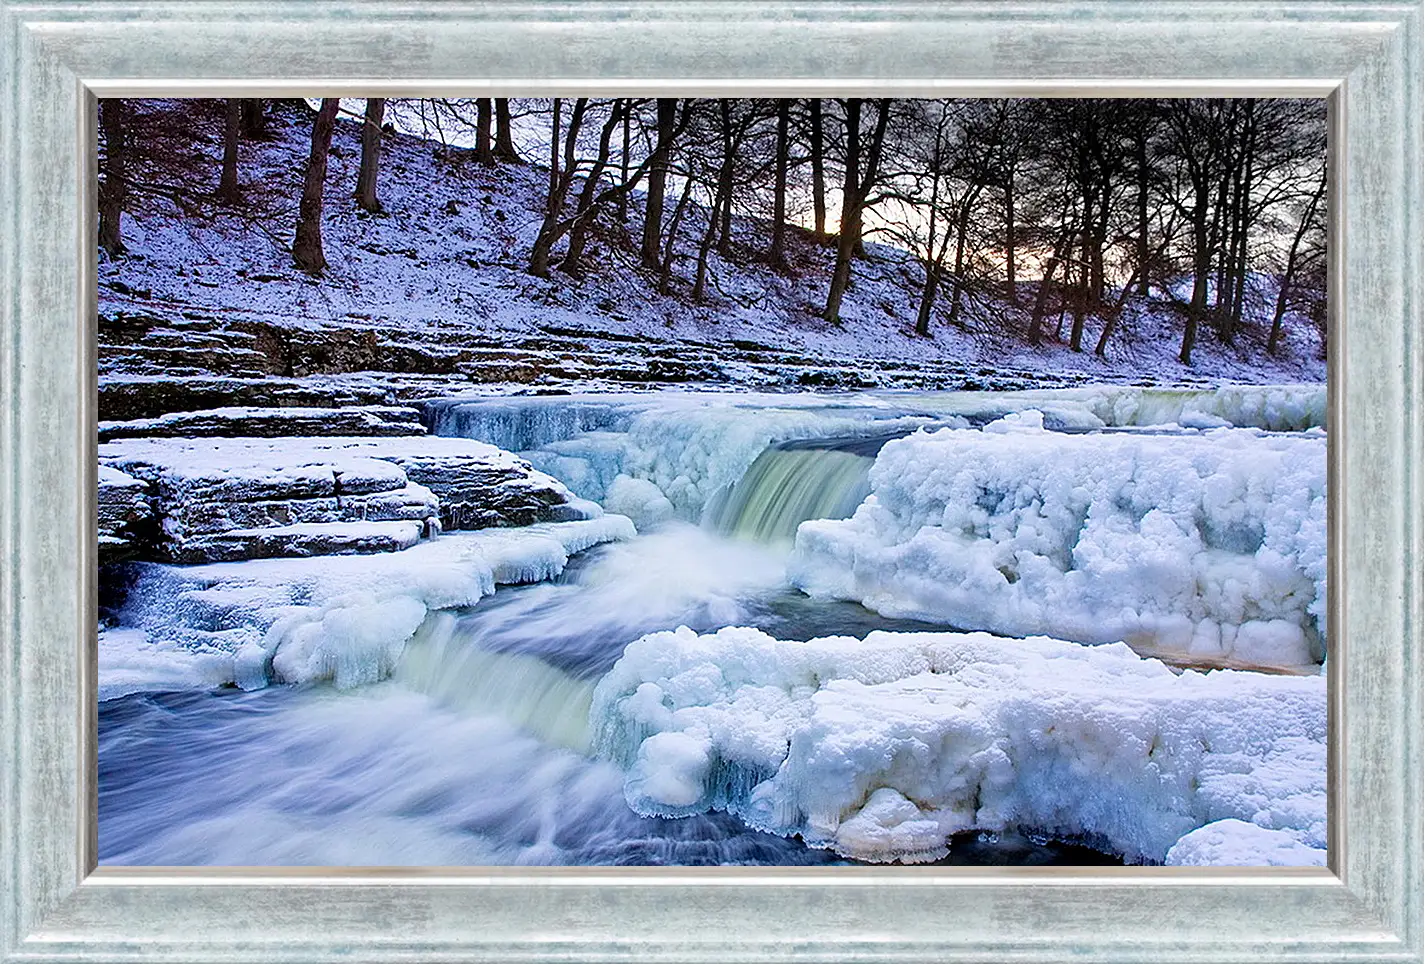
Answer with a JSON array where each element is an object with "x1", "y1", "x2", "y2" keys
[
  {"x1": 789, "y1": 414, "x2": 1327, "y2": 670},
  {"x1": 590, "y1": 626, "x2": 1326, "y2": 865},
  {"x1": 1165, "y1": 819, "x2": 1327, "y2": 867},
  {"x1": 101, "y1": 517, "x2": 635, "y2": 697}
]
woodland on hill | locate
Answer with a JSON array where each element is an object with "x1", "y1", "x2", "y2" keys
[{"x1": 97, "y1": 96, "x2": 1328, "y2": 367}]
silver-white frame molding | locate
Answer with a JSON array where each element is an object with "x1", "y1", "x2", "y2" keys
[{"x1": 1, "y1": 2, "x2": 1420, "y2": 962}]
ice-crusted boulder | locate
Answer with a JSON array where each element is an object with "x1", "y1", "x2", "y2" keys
[
  {"x1": 100, "y1": 517, "x2": 636, "y2": 698},
  {"x1": 789, "y1": 411, "x2": 1328, "y2": 671},
  {"x1": 98, "y1": 405, "x2": 426, "y2": 441},
  {"x1": 98, "y1": 465, "x2": 154, "y2": 562},
  {"x1": 98, "y1": 435, "x2": 593, "y2": 563},
  {"x1": 590, "y1": 626, "x2": 1326, "y2": 866}
]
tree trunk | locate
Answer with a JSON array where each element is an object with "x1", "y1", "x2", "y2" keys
[
  {"x1": 529, "y1": 97, "x2": 566, "y2": 278},
  {"x1": 692, "y1": 192, "x2": 724, "y2": 303},
  {"x1": 475, "y1": 98, "x2": 495, "y2": 164},
  {"x1": 1209, "y1": 113, "x2": 1236, "y2": 324},
  {"x1": 218, "y1": 99, "x2": 241, "y2": 204},
  {"x1": 823, "y1": 99, "x2": 862, "y2": 324},
  {"x1": 1229, "y1": 104, "x2": 1257, "y2": 334},
  {"x1": 1135, "y1": 129, "x2": 1151, "y2": 297},
  {"x1": 1004, "y1": 162, "x2": 1016, "y2": 303},
  {"x1": 562, "y1": 101, "x2": 622, "y2": 273},
  {"x1": 946, "y1": 205, "x2": 972, "y2": 329},
  {"x1": 1269, "y1": 171, "x2": 1326, "y2": 353},
  {"x1": 1069, "y1": 260, "x2": 1089, "y2": 350},
  {"x1": 914, "y1": 171, "x2": 946, "y2": 338},
  {"x1": 1091, "y1": 179, "x2": 1110, "y2": 307},
  {"x1": 240, "y1": 99, "x2": 267, "y2": 138},
  {"x1": 98, "y1": 99, "x2": 128, "y2": 257},
  {"x1": 640, "y1": 98, "x2": 677, "y2": 269},
  {"x1": 1082, "y1": 185, "x2": 1103, "y2": 310},
  {"x1": 292, "y1": 98, "x2": 340, "y2": 274},
  {"x1": 494, "y1": 99, "x2": 519, "y2": 161},
  {"x1": 822, "y1": 99, "x2": 889, "y2": 324},
  {"x1": 715, "y1": 100, "x2": 735, "y2": 256},
  {"x1": 809, "y1": 98, "x2": 827, "y2": 238},
  {"x1": 1182, "y1": 187, "x2": 1212, "y2": 365},
  {"x1": 355, "y1": 97, "x2": 386, "y2": 213},
  {"x1": 658, "y1": 175, "x2": 696, "y2": 294},
  {"x1": 915, "y1": 264, "x2": 938, "y2": 336},
  {"x1": 769, "y1": 99, "x2": 790, "y2": 268},
  {"x1": 1029, "y1": 229, "x2": 1074, "y2": 346},
  {"x1": 618, "y1": 106, "x2": 631, "y2": 223}
]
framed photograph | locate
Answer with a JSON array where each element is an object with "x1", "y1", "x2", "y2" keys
[{"x1": 2, "y1": 1, "x2": 1420, "y2": 962}]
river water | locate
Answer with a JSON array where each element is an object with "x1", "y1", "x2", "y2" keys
[{"x1": 98, "y1": 386, "x2": 1324, "y2": 866}]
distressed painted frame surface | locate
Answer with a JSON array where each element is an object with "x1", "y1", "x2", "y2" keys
[{"x1": 0, "y1": 1, "x2": 1420, "y2": 961}]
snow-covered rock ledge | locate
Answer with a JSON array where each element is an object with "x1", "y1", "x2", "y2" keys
[
  {"x1": 590, "y1": 626, "x2": 1326, "y2": 866},
  {"x1": 98, "y1": 404, "x2": 427, "y2": 441},
  {"x1": 789, "y1": 411, "x2": 1327, "y2": 672},
  {"x1": 98, "y1": 465, "x2": 153, "y2": 563},
  {"x1": 99, "y1": 434, "x2": 595, "y2": 563},
  {"x1": 100, "y1": 516, "x2": 636, "y2": 699}
]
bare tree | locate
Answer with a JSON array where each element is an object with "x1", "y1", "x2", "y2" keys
[
  {"x1": 292, "y1": 98, "x2": 341, "y2": 274},
  {"x1": 218, "y1": 99, "x2": 241, "y2": 204},
  {"x1": 530, "y1": 99, "x2": 684, "y2": 277},
  {"x1": 355, "y1": 97, "x2": 386, "y2": 213},
  {"x1": 98, "y1": 99, "x2": 128, "y2": 256},
  {"x1": 494, "y1": 99, "x2": 520, "y2": 161},
  {"x1": 768, "y1": 99, "x2": 791, "y2": 268},
  {"x1": 475, "y1": 98, "x2": 495, "y2": 165},
  {"x1": 1163, "y1": 100, "x2": 1234, "y2": 364},
  {"x1": 809, "y1": 98, "x2": 827, "y2": 238},
  {"x1": 640, "y1": 98, "x2": 679, "y2": 269},
  {"x1": 1270, "y1": 160, "x2": 1328, "y2": 353},
  {"x1": 824, "y1": 98, "x2": 892, "y2": 324},
  {"x1": 240, "y1": 99, "x2": 267, "y2": 138}
]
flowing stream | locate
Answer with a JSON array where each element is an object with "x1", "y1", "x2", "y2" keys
[{"x1": 101, "y1": 387, "x2": 1325, "y2": 866}]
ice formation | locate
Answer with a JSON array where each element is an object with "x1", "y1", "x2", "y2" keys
[
  {"x1": 590, "y1": 626, "x2": 1327, "y2": 865},
  {"x1": 426, "y1": 386, "x2": 1326, "y2": 538},
  {"x1": 902, "y1": 384, "x2": 1327, "y2": 433},
  {"x1": 100, "y1": 516, "x2": 635, "y2": 697},
  {"x1": 522, "y1": 398, "x2": 932, "y2": 522},
  {"x1": 789, "y1": 412, "x2": 1327, "y2": 670}
]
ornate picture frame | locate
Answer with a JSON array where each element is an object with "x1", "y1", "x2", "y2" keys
[{"x1": 1, "y1": 1, "x2": 1420, "y2": 961}]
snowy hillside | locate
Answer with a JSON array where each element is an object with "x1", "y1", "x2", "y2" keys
[{"x1": 98, "y1": 99, "x2": 1326, "y2": 392}]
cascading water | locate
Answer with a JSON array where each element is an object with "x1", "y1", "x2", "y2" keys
[
  {"x1": 398, "y1": 611, "x2": 599, "y2": 752},
  {"x1": 421, "y1": 396, "x2": 636, "y2": 452},
  {"x1": 707, "y1": 435, "x2": 908, "y2": 544}
]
